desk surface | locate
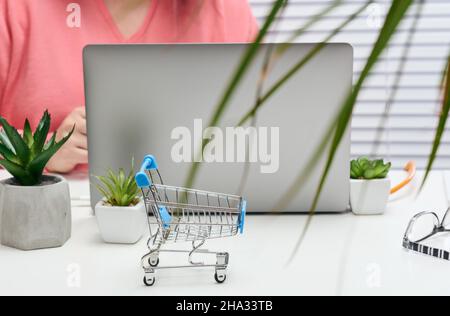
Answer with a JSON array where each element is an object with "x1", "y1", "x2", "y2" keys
[{"x1": 0, "y1": 170, "x2": 449, "y2": 296}]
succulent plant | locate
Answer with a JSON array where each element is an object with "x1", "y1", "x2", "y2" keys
[
  {"x1": 0, "y1": 111, "x2": 74, "y2": 186},
  {"x1": 350, "y1": 157, "x2": 391, "y2": 180},
  {"x1": 95, "y1": 160, "x2": 140, "y2": 207}
]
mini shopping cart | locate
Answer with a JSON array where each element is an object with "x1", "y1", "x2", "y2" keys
[{"x1": 135, "y1": 155, "x2": 247, "y2": 286}]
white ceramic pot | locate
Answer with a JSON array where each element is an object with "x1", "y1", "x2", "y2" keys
[
  {"x1": 0, "y1": 175, "x2": 71, "y2": 251},
  {"x1": 350, "y1": 178, "x2": 391, "y2": 215},
  {"x1": 95, "y1": 200, "x2": 147, "y2": 244}
]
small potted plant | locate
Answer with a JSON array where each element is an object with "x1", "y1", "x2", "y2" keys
[
  {"x1": 350, "y1": 157, "x2": 392, "y2": 215},
  {"x1": 0, "y1": 111, "x2": 74, "y2": 250},
  {"x1": 94, "y1": 162, "x2": 147, "y2": 244}
]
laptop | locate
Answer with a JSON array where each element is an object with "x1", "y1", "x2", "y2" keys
[{"x1": 83, "y1": 43, "x2": 353, "y2": 212}]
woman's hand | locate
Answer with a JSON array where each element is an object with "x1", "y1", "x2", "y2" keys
[{"x1": 46, "y1": 107, "x2": 88, "y2": 173}]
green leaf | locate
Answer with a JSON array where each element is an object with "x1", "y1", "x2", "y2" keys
[
  {"x1": 32, "y1": 110, "x2": 51, "y2": 155},
  {"x1": 254, "y1": 2, "x2": 375, "y2": 264},
  {"x1": 383, "y1": 164, "x2": 391, "y2": 176},
  {"x1": 0, "y1": 111, "x2": 75, "y2": 185},
  {"x1": 326, "y1": 1, "x2": 414, "y2": 169},
  {"x1": 0, "y1": 143, "x2": 19, "y2": 164},
  {"x1": 421, "y1": 56, "x2": 450, "y2": 190},
  {"x1": 0, "y1": 129, "x2": 16, "y2": 154},
  {"x1": 108, "y1": 169, "x2": 120, "y2": 190},
  {"x1": 358, "y1": 157, "x2": 370, "y2": 170},
  {"x1": 23, "y1": 119, "x2": 33, "y2": 147},
  {"x1": 0, "y1": 117, "x2": 31, "y2": 165},
  {"x1": 184, "y1": 0, "x2": 287, "y2": 189},
  {"x1": 350, "y1": 157, "x2": 390, "y2": 180},
  {"x1": 0, "y1": 159, "x2": 35, "y2": 186},
  {"x1": 237, "y1": 2, "x2": 372, "y2": 127},
  {"x1": 123, "y1": 174, "x2": 137, "y2": 197},
  {"x1": 350, "y1": 160, "x2": 362, "y2": 179},
  {"x1": 120, "y1": 194, "x2": 129, "y2": 207},
  {"x1": 277, "y1": 0, "x2": 344, "y2": 55},
  {"x1": 118, "y1": 168, "x2": 126, "y2": 194},
  {"x1": 373, "y1": 165, "x2": 385, "y2": 177},
  {"x1": 240, "y1": 0, "x2": 344, "y2": 132},
  {"x1": 44, "y1": 132, "x2": 57, "y2": 151},
  {"x1": 27, "y1": 126, "x2": 74, "y2": 178},
  {"x1": 188, "y1": 1, "x2": 372, "y2": 213},
  {"x1": 96, "y1": 175, "x2": 117, "y2": 199},
  {"x1": 283, "y1": 0, "x2": 413, "y2": 262},
  {"x1": 370, "y1": 0, "x2": 425, "y2": 156},
  {"x1": 94, "y1": 159, "x2": 140, "y2": 206},
  {"x1": 364, "y1": 169, "x2": 376, "y2": 180},
  {"x1": 95, "y1": 185, "x2": 110, "y2": 202}
]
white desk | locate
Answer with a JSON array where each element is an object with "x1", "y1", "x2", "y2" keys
[{"x1": 0, "y1": 170, "x2": 449, "y2": 296}]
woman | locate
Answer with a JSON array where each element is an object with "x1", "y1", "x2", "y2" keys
[{"x1": 0, "y1": 0, "x2": 258, "y2": 172}]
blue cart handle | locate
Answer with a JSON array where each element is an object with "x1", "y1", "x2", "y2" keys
[
  {"x1": 239, "y1": 200, "x2": 247, "y2": 234},
  {"x1": 135, "y1": 155, "x2": 158, "y2": 188}
]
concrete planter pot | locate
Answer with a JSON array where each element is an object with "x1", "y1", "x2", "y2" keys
[
  {"x1": 350, "y1": 178, "x2": 391, "y2": 215},
  {"x1": 95, "y1": 200, "x2": 147, "y2": 244},
  {"x1": 0, "y1": 175, "x2": 72, "y2": 251}
]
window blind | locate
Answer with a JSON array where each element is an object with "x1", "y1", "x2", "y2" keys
[{"x1": 249, "y1": 0, "x2": 450, "y2": 169}]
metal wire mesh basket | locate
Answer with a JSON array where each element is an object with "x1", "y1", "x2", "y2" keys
[{"x1": 135, "y1": 155, "x2": 247, "y2": 286}]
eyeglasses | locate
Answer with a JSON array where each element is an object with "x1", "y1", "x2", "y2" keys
[{"x1": 403, "y1": 208, "x2": 450, "y2": 261}]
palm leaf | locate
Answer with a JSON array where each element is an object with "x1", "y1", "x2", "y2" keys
[
  {"x1": 252, "y1": 0, "x2": 343, "y2": 86},
  {"x1": 184, "y1": 0, "x2": 287, "y2": 189},
  {"x1": 238, "y1": 0, "x2": 347, "y2": 125},
  {"x1": 237, "y1": 1, "x2": 346, "y2": 194},
  {"x1": 238, "y1": 2, "x2": 372, "y2": 126},
  {"x1": 371, "y1": 0, "x2": 425, "y2": 156},
  {"x1": 421, "y1": 56, "x2": 450, "y2": 190},
  {"x1": 285, "y1": 0, "x2": 414, "y2": 262}
]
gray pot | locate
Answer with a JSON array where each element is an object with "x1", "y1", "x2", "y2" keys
[{"x1": 0, "y1": 175, "x2": 72, "y2": 251}]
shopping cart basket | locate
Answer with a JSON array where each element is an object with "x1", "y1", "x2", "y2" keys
[{"x1": 135, "y1": 155, "x2": 247, "y2": 286}]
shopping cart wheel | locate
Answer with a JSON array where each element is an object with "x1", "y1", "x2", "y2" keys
[
  {"x1": 143, "y1": 275, "x2": 156, "y2": 287},
  {"x1": 149, "y1": 257, "x2": 159, "y2": 267},
  {"x1": 214, "y1": 272, "x2": 227, "y2": 284}
]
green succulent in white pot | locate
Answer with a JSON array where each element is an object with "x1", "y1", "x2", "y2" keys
[
  {"x1": 0, "y1": 111, "x2": 74, "y2": 250},
  {"x1": 94, "y1": 161, "x2": 147, "y2": 244},
  {"x1": 350, "y1": 157, "x2": 392, "y2": 216}
]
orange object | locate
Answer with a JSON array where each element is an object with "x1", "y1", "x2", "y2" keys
[{"x1": 390, "y1": 161, "x2": 416, "y2": 194}]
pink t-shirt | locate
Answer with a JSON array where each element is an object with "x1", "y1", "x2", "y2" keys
[{"x1": 0, "y1": 0, "x2": 258, "y2": 131}]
